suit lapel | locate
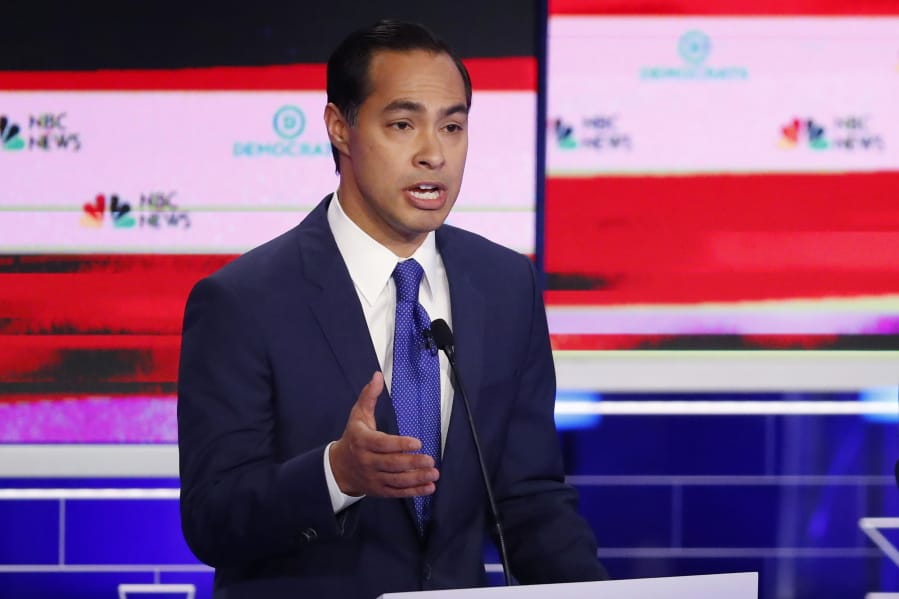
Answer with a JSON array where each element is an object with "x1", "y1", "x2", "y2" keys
[
  {"x1": 429, "y1": 227, "x2": 486, "y2": 538},
  {"x1": 298, "y1": 197, "x2": 420, "y2": 533},
  {"x1": 297, "y1": 197, "x2": 398, "y2": 437}
]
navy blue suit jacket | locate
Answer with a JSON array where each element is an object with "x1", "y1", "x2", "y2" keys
[{"x1": 177, "y1": 196, "x2": 606, "y2": 598}]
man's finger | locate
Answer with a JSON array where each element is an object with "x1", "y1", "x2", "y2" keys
[
  {"x1": 369, "y1": 451, "x2": 435, "y2": 473},
  {"x1": 381, "y1": 468, "x2": 440, "y2": 489},
  {"x1": 379, "y1": 482, "x2": 437, "y2": 498},
  {"x1": 353, "y1": 371, "x2": 384, "y2": 423}
]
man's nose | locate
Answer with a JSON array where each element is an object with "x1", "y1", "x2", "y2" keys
[{"x1": 414, "y1": 130, "x2": 445, "y2": 169}]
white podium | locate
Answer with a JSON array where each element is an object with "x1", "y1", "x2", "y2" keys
[{"x1": 379, "y1": 572, "x2": 757, "y2": 598}]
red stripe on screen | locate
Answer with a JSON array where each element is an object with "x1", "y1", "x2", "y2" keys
[
  {"x1": 544, "y1": 172, "x2": 899, "y2": 305},
  {"x1": 550, "y1": 0, "x2": 899, "y2": 15},
  {"x1": 0, "y1": 57, "x2": 535, "y2": 91}
]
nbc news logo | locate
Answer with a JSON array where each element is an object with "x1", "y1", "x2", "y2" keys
[{"x1": 1, "y1": 113, "x2": 81, "y2": 152}]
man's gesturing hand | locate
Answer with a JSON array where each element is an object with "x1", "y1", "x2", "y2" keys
[{"x1": 329, "y1": 371, "x2": 439, "y2": 498}]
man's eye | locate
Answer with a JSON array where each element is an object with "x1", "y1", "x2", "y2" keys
[
  {"x1": 392, "y1": 122, "x2": 412, "y2": 130},
  {"x1": 445, "y1": 124, "x2": 463, "y2": 133}
]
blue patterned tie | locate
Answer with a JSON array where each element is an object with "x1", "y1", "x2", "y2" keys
[{"x1": 391, "y1": 259, "x2": 441, "y2": 535}]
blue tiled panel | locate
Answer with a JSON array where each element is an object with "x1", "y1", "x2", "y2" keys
[
  {"x1": 0, "y1": 571, "x2": 151, "y2": 599},
  {"x1": 868, "y1": 481, "x2": 899, "y2": 515},
  {"x1": 481, "y1": 543, "x2": 514, "y2": 586},
  {"x1": 877, "y1": 549, "x2": 899, "y2": 595},
  {"x1": 65, "y1": 500, "x2": 197, "y2": 565},
  {"x1": 559, "y1": 393, "x2": 899, "y2": 477},
  {"x1": 678, "y1": 482, "x2": 874, "y2": 551},
  {"x1": 788, "y1": 483, "x2": 866, "y2": 547},
  {"x1": 772, "y1": 415, "x2": 899, "y2": 476},
  {"x1": 559, "y1": 413, "x2": 769, "y2": 475},
  {"x1": 0, "y1": 500, "x2": 59, "y2": 565},
  {"x1": 158, "y1": 572, "x2": 214, "y2": 599},
  {"x1": 575, "y1": 485, "x2": 672, "y2": 548},
  {"x1": 681, "y1": 486, "x2": 781, "y2": 548},
  {"x1": 482, "y1": 541, "x2": 500, "y2": 564},
  {"x1": 787, "y1": 555, "x2": 896, "y2": 599}
]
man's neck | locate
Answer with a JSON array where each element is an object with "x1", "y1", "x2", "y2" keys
[{"x1": 335, "y1": 182, "x2": 426, "y2": 258}]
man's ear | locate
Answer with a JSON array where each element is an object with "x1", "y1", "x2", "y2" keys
[{"x1": 324, "y1": 103, "x2": 351, "y2": 160}]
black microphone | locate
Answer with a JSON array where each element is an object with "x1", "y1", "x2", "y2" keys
[
  {"x1": 421, "y1": 328, "x2": 438, "y2": 356},
  {"x1": 430, "y1": 318, "x2": 512, "y2": 586}
]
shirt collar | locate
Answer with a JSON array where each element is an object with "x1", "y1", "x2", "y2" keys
[{"x1": 327, "y1": 190, "x2": 440, "y2": 307}]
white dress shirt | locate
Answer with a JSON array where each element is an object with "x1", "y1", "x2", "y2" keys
[{"x1": 322, "y1": 192, "x2": 454, "y2": 512}]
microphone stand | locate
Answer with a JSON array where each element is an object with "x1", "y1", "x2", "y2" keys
[{"x1": 430, "y1": 320, "x2": 512, "y2": 586}]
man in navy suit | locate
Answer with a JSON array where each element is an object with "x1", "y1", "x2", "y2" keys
[{"x1": 177, "y1": 19, "x2": 607, "y2": 598}]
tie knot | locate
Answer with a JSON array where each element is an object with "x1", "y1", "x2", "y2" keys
[{"x1": 392, "y1": 259, "x2": 424, "y2": 303}]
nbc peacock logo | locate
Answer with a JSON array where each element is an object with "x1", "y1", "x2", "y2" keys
[
  {"x1": 79, "y1": 194, "x2": 136, "y2": 229},
  {"x1": 779, "y1": 118, "x2": 829, "y2": 150},
  {"x1": 553, "y1": 118, "x2": 577, "y2": 150},
  {"x1": 0, "y1": 115, "x2": 25, "y2": 151}
]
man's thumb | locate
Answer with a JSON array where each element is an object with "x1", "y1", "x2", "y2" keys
[{"x1": 355, "y1": 371, "x2": 384, "y2": 422}]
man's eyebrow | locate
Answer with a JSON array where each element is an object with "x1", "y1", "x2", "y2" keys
[
  {"x1": 441, "y1": 103, "x2": 469, "y2": 118},
  {"x1": 381, "y1": 99, "x2": 469, "y2": 118},
  {"x1": 382, "y1": 99, "x2": 425, "y2": 114}
]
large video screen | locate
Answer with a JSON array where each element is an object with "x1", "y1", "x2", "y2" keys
[
  {"x1": 0, "y1": 8, "x2": 538, "y2": 444},
  {"x1": 544, "y1": 0, "x2": 899, "y2": 350}
]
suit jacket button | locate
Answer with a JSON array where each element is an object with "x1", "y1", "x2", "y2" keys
[
  {"x1": 301, "y1": 528, "x2": 318, "y2": 541},
  {"x1": 423, "y1": 563, "x2": 432, "y2": 581}
]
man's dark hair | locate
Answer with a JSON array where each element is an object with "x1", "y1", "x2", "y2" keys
[{"x1": 326, "y1": 19, "x2": 472, "y2": 173}]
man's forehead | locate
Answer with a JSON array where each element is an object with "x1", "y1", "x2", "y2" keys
[
  {"x1": 367, "y1": 49, "x2": 467, "y2": 97},
  {"x1": 369, "y1": 47, "x2": 451, "y2": 69}
]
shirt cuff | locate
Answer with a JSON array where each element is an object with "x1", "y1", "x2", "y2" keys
[{"x1": 324, "y1": 441, "x2": 365, "y2": 513}]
